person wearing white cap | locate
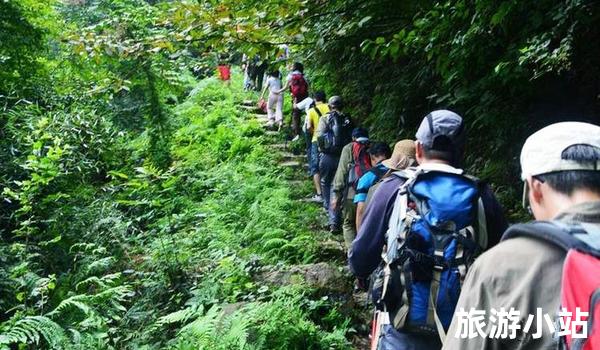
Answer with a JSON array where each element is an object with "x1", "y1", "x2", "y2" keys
[{"x1": 444, "y1": 121, "x2": 600, "y2": 350}]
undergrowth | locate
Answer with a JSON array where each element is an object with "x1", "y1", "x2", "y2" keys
[{"x1": 0, "y1": 74, "x2": 352, "y2": 349}]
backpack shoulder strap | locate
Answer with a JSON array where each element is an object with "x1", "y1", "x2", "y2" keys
[
  {"x1": 384, "y1": 168, "x2": 423, "y2": 263},
  {"x1": 357, "y1": 143, "x2": 369, "y2": 174},
  {"x1": 371, "y1": 165, "x2": 388, "y2": 179},
  {"x1": 314, "y1": 105, "x2": 323, "y2": 117},
  {"x1": 502, "y1": 221, "x2": 592, "y2": 253}
]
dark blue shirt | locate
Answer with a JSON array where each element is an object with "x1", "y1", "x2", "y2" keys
[{"x1": 348, "y1": 172, "x2": 508, "y2": 278}]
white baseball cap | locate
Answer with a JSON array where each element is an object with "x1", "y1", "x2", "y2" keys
[{"x1": 520, "y1": 121, "x2": 600, "y2": 181}]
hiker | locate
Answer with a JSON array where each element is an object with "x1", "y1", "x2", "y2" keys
[
  {"x1": 316, "y1": 96, "x2": 353, "y2": 233},
  {"x1": 216, "y1": 53, "x2": 231, "y2": 86},
  {"x1": 305, "y1": 91, "x2": 329, "y2": 202},
  {"x1": 444, "y1": 122, "x2": 600, "y2": 350},
  {"x1": 253, "y1": 58, "x2": 268, "y2": 91},
  {"x1": 353, "y1": 141, "x2": 398, "y2": 232},
  {"x1": 259, "y1": 70, "x2": 283, "y2": 130},
  {"x1": 295, "y1": 95, "x2": 315, "y2": 182},
  {"x1": 349, "y1": 110, "x2": 507, "y2": 349},
  {"x1": 331, "y1": 128, "x2": 372, "y2": 248},
  {"x1": 241, "y1": 54, "x2": 255, "y2": 91},
  {"x1": 277, "y1": 62, "x2": 309, "y2": 141}
]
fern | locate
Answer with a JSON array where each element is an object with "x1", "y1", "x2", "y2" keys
[
  {"x1": 220, "y1": 313, "x2": 251, "y2": 350},
  {"x1": 157, "y1": 304, "x2": 204, "y2": 325},
  {"x1": 47, "y1": 295, "x2": 94, "y2": 318},
  {"x1": 0, "y1": 316, "x2": 69, "y2": 349}
]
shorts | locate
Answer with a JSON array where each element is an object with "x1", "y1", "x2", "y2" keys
[{"x1": 309, "y1": 142, "x2": 320, "y2": 176}]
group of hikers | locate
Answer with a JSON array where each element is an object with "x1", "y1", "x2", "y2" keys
[{"x1": 255, "y1": 61, "x2": 600, "y2": 349}]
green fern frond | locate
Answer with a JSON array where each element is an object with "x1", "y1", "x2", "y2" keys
[
  {"x1": 179, "y1": 305, "x2": 220, "y2": 338},
  {"x1": 0, "y1": 316, "x2": 69, "y2": 349},
  {"x1": 47, "y1": 295, "x2": 93, "y2": 318},
  {"x1": 157, "y1": 304, "x2": 204, "y2": 325}
]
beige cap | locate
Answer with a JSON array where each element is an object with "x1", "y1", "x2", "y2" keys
[
  {"x1": 520, "y1": 122, "x2": 600, "y2": 180},
  {"x1": 382, "y1": 139, "x2": 416, "y2": 170}
]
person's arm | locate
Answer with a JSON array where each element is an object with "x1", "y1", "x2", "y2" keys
[
  {"x1": 353, "y1": 173, "x2": 372, "y2": 231},
  {"x1": 331, "y1": 145, "x2": 352, "y2": 209},
  {"x1": 355, "y1": 201, "x2": 366, "y2": 231},
  {"x1": 349, "y1": 179, "x2": 399, "y2": 278},
  {"x1": 259, "y1": 80, "x2": 269, "y2": 100},
  {"x1": 276, "y1": 79, "x2": 290, "y2": 94}
]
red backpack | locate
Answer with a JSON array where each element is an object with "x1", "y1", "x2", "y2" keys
[
  {"x1": 348, "y1": 141, "x2": 372, "y2": 189},
  {"x1": 289, "y1": 73, "x2": 308, "y2": 100},
  {"x1": 503, "y1": 221, "x2": 600, "y2": 349}
]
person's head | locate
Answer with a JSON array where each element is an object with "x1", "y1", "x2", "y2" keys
[
  {"x1": 292, "y1": 62, "x2": 304, "y2": 73},
  {"x1": 521, "y1": 122, "x2": 600, "y2": 220},
  {"x1": 352, "y1": 127, "x2": 369, "y2": 142},
  {"x1": 369, "y1": 142, "x2": 392, "y2": 165},
  {"x1": 382, "y1": 140, "x2": 417, "y2": 170},
  {"x1": 415, "y1": 110, "x2": 465, "y2": 167},
  {"x1": 314, "y1": 91, "x2": 326, "y2": 103},
  {"x1": 268, "y1": 70, "x2": 280, "y2": 78},
  {"x1": 328, "y1": 96, "x2": 343, "y2": 111}
]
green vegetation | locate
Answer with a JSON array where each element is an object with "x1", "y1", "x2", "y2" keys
[
  {"x1": 0, "y1": 66, "x2": 352, "y2": 348},
  {"x1": 2, "y1": 0, "x2": 599, "y2": 348}
]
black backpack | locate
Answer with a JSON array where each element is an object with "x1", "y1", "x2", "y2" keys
[{"x1": 317, "y1": 111, "x2": 353, "y2": 155}]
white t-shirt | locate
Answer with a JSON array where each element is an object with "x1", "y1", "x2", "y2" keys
[{"x1": 266, "y1": 76, "x2": 282, "y2": 93}]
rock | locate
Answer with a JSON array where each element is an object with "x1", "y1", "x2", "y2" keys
[
  {"x1": 255, "y1": 262, "x2": 351, "y2": 293},
  {"x1": 352, "y1": 336, "x2": 371, "y2": 350},
  {"x1": 279, "y1": 160, "x2": 304, "y2": 168},
  {"x1": 272, "y1": 143, "x2": 288, "y2": 150},
  {"x1": 220, "y1": 301, "x2": 248, "y2": 317},
  {"x1": 240, "y1": 105, "x2": 263, "y2": 113},
  {"x1": 318, "y1": 239, "x2": 347, "y2": 260}
]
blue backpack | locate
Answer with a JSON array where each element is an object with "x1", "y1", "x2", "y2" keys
[{"x1": 372, "y1": 167, "x2": 488, "y2": 343}]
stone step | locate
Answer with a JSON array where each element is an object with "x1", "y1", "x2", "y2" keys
[
  {"x1": 240, "y1": 105, "x2": 265, "y2": 114},
  {"x1": 279, "y1": 160, "x2": 306, "y2": 168},
  {"x1": 281, "y1": 152, "x2": 306, "y2": 161},
  {"x1": 254, "y1": 262, "x2": 351, "y2": 294},
  {"x1": 272, "y1": 143, "x2": 288, "y2": 150},
  {"x1": 298, "y1": 197, "x2": 324, "y2": 204}
]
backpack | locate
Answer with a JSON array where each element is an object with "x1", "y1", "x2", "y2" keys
[
  {"x1": 348, "y1": 141, "x2": 372, "y2": 189},
  {"x1": 502, "y1": 221, "x2": 600, "y2": 350},
  {"x1": 289, "y1": 73, "x2": 308, "y2": 100},
  {"x1": 317, "y1": 111, "x2": 353, "y2": 155},
  {"x1": 372, "y1": 167, "x2": 488, "y2": 343}
]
